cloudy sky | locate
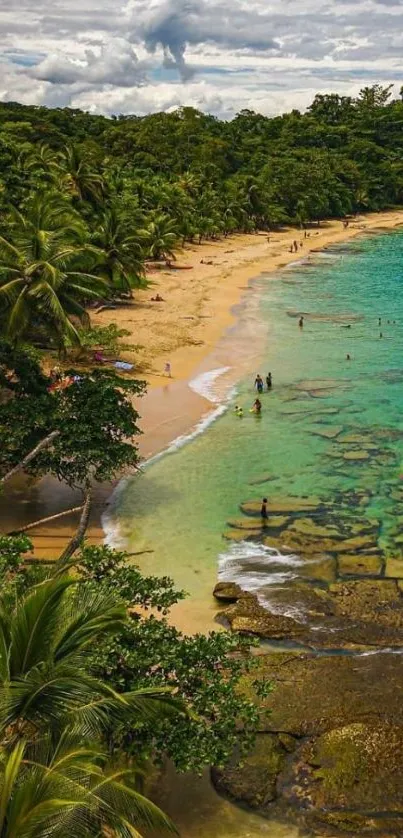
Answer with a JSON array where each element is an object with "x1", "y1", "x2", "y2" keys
[{"x1": 1, "y1": 0, "x2": 403, "y2": 118}]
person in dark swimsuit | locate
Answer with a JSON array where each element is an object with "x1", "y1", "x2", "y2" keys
[
  {"x1": 253, "y1": 398, "x2": 262, "y2": 414},
  {"x1": 266, "y1": 373, "x2": 272, "y2": 390},
  {"x1": 261, "y1": 498, "x2": 268, "y2": 519}
]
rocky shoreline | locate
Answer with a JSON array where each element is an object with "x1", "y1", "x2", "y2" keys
[{"x1": 212, "y1": 477, "x2": 403, "y2": 836}]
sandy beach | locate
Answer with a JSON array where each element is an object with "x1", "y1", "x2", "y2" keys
[{"x1": 2, "y1": 210, "x2": 403, "y2": 560}]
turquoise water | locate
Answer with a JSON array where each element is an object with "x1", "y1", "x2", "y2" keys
[
  {"x1": 112, "y1": 229, "x2": 403, "y2": 838},
  {"x1": 112, "y1": 230, "x2": 403, "y2": 619}
]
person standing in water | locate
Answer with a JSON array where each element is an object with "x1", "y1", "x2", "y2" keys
[
  {"x1": 253, "y1": 398, "x2": 262, "y2": 414},
  {"x1": 299, "y1": 316, "x2": 304, "y2": 329},
  {"x1": 255, "y1": 374, "x2": 264, "y2": 393},
  {"x1": 164, "y1": 361, "x2": 172, "y2": 377},
  {"x1": 261, "y1": 498, "x2": 268, "y2": 520},
  {"x1": 266, "y1": 372, "x2": 272, "y2": 390}
]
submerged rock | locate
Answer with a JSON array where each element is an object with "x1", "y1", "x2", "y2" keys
[
  {"x1": 241, "y1": 498, "x2": 322, "y2": 516},
  {"x1": 342, "y1": 449, "x2": 371, "y2": 461},
  {"x1": 212, "y1": 653, "x2": 403, "y2": 834},
  {"x1": 212, "y1": 734, "x2": 287, "y2": 808},
  {"x1": 338, "y1": 553, "x2": 383, "y2": 577},
  {"x1": 285, "y1": 722, "x2": 403, "y2": 834}
]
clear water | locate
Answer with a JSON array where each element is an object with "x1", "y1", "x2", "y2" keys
[
  {"x1": 112, "y1": 230, "x2": 403, "y2": 616},
  {"x1": 111, "y1": 229, "x2": 403, "y2": 837}
]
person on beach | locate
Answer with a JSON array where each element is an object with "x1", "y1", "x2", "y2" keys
[
  {"x1": 261, "y1": 498, "x2": 268, "y2": 520},
  {"x1": 299, "y1": 316, "x2": 304, "y2": 329},
  {"x1": 253, "y1": 398, "x2": 262, "y2": 414},
  {"x1": 255, "y1": 374, "x2": 264, "y2": 393},
  {"x1": 293, "y1": 240, "x2": 298, "y2": 252},
  {"x1": 266, "y1": 372, "x2": 272, "y2": 390},
  {"x1": 164, "y1": 361, "x2": 172, "y2": 377}
]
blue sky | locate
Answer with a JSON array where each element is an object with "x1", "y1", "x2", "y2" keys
[{"x1": 0, "y1": 0, "x2": 402, "y2": 116}]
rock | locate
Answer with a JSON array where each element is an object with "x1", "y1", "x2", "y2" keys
[
  {"x1": 338, "y1": 553, "x2": 383, "y2": 577},
  {"x1": 241, "y1": 498, "x2": 322, "y2": 516},
  {"x1": 310, "y1": 425, "x2": 344, "y2": 439},
  {"x1": 248, "y1": 473, "x2": 275, "y2": 486},
  {"x1": 213, "y1": 581, "x2": 242, "y2": 602},
  {"x1": 227, "y1": 517, "x2": 290, "y2": 531},
  {"x1": 227, "y1": 518, "x2": 266, "y2": 530},
  {"x1": 214, "y1": 654, "x2": 403, "y2": 833},
  {"x1": 329, "y1": 579, "x2": 403, "y2": 628},
  {"x1": 287, "y1": 517, "x2": 343, "y2": 540},
  {"x1": 296, "y1": 378, "x2": 348, "y2": 391},
  {"x1": 343, "y1": 450, "x2": 371, "y2": 461},
  {"x1": 222, "y1": 528, "x2": 258, "y2": 542},
  {"x1": 297, "y1": 555, "x2": 337, "y2": 584},
  {"x1": 338, "y1": 433, "x2": 373, "y2": 445},
  {"x1": 284, "y1": 722, "x2": 403, "y2": 833},
  {"x1": 212, "y1": 734, "x2": 287, "y2": 809},
  {"x1": 385, "y1": 557, "x2": 403, "y2": 578},
  {"x1": 265, "y1": 532, "x2": 378, "y2": 557},
  {"x1": 220, "y1": 596, "x2": 307, "y2": 641}
]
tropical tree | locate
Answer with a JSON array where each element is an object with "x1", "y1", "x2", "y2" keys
[
  {"x1": 93, "y1": 206, "x2": 146, "y2": 296},
  {"x1": 0, "y1": 576, "x2": 182, "y2": 741},
  {"x1": 0, "y1": 194, "x2": 106, "y2": 347},
  {"x1": 0, "y1": 734, "x2": 178, "y2": 837},
  {"x1": 55, "y1": 145, "x2": 106, "y2": 206},
  {"x1": 142, "y1": 214, "x2": 180, "y2": 264}
]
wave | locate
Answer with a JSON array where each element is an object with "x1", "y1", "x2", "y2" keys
[
  {"x1": 218, "y1": 541, "x2": 307, "y2": 620},
  {"x1": 189, "y1": 366, "x2": 231, "y2": 404}
]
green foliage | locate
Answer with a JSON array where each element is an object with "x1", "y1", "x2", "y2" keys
[
  {"x1": 1, "y1": 87, "x2": 403, "y2": 346},
  {"x1": 0, "y1": 342, "x2": 145, "y2": 487},
  {"x1": 79, "y1": 545, "x2": 270, "y2": 773},
  {"x1": 0, "y1": 564, "x2": 182, "y2": 836},
  {"x1": 77, "y1": 323, "x2": 138, "y2": 355}
]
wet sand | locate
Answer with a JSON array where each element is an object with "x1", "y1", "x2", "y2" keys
[{"x1": 2, "y1": 211, "x2": 403, "y2": 560}]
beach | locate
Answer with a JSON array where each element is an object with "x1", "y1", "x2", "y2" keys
[{"x1": 2, "y1": 210, "x2": 403, "y2": 563}]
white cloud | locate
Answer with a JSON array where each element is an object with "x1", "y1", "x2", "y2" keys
[{"x1": 0, "y1": 0, "x2": 403, "y2": 118}]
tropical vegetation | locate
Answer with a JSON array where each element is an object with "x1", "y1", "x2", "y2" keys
[{"x1": 1, "y1": 85, "x2": 403, "y2": 348}]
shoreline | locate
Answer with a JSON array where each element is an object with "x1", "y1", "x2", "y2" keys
[{"x1": 2, "y1": 210, "x2": 403, "y2": 563}]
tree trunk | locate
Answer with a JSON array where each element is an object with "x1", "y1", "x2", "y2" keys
[
  {"x1": 57, "y1": 485, "x2": 93, "y2": 565},
  {"x1": 8, "y1": 505, "x2": 84, "y2": 535},
  {"x1": 0, "y1": 430, "x2": 60, "y2": 486}
]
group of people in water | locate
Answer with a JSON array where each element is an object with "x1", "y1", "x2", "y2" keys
[{"x1": 234, "y1": 372, "x2": 273, "y2": 417}]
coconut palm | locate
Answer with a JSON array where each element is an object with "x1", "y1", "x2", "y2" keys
[
  {"x1": 0, "y1": 576, "x2": 183, "y2": 743},
  {"x1": 141, "y1": 214, "x2": 180, "y2": 264},
  {"x1": 0, "y1": 731, "x2": 178, "y2": 836},
  {"x1": 55, "y1": 145, "x2": 106, "y2": 206},
  {"x1": 93, "y1": 207, "x2": 147, "y2": 296},
  {"x1": 0, "y1": 194, "x2": 107, "y2": 347}
]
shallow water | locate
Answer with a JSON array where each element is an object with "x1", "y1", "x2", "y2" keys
[
  {"x1": 110, "y1": 229, "x2": 403, "y2": 835},
  {"x1": 111, "y1": 230, "x2": 403, "y2": 616}
]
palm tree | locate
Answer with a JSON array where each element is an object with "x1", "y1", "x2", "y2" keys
[
  {"x1": 141, "y1": 215, "x2": 180, "y2": 265},
  {"x1": 93, "y1": 207, "x2": 147, "y2": 297},
  {"x1": 0, "y1": 732, "x2": 178, "y2": 836},
  {"x1": 0, "y1": 194, "x2": 106, "y2": 347},
  {"x1": 0, "y1": 576, "x2": 183, "y2": 742},
  {"x1": 55, "y1": 146, "x2": 106, "y2": 206}
]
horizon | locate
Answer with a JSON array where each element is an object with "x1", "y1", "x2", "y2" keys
[{"x1": 1, "y1": 0, "x2": 403, "y2": 120}]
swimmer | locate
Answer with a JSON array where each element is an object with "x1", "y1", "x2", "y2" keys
[
  {"x1": 380, "y1": 332, "x2": 383, "y2": 338},
  {"x1": 346, "y1": 354, "x2": 351, "y2": 360},
  {"x1": 299, "y1": 316, "x2": 304, "y2": 329},
  {"x1": 378, "y1": 318, "x2": 382, "y2": 326},
  {"x1": 253, "y1": 398, "x2": 262, "y2": 414}
]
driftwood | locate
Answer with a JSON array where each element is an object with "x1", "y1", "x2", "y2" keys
[
  {"x1": 0, "y1": 430, "x2": 60, "y2": 486},
  {"x1": 57, "y1": 486, "x2": 93, "y2": 565}
]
